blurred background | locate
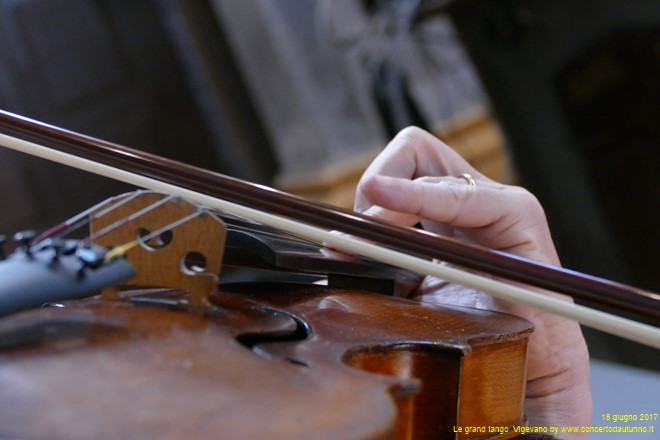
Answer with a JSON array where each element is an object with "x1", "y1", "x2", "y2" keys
[{"x1": 0, "y1": 0, "x2": 657, "y2": 426}]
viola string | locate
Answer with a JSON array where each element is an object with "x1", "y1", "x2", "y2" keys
[
  {"x1": 82, "y1": 194, "x2": 178, "y2": 246},
  {"x1": 33, "y1": 190, "x2": 148, "y2": 243}
]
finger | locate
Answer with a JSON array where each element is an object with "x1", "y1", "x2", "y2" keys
[
  {"x1": 359, "y1": 174, "x2": 511, "y2": 229},
  {"x1": 361, "y1": 174, "x2": 549, "y2": 246},
  {"x1": 355, "y1": 127, "x2": 485, "y2": 211},
  {"x1": 364, "y1": 127, "x2": 480, "y2": 179}
]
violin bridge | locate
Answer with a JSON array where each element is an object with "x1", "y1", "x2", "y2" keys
[{"x1": 89, "y1": 191, "x2": 226, "y2": 308}]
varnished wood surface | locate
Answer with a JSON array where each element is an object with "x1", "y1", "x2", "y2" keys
[
  {"x1": 0, "y1": 285, "x2": 532, "y2": 439},
  {"x1": 221, "y1": 283, "x2": 532, "y2": 439}
]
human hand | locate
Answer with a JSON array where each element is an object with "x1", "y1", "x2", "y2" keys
[{"x1": 355, "y1": 127, "x2": 591, "y2": 436}]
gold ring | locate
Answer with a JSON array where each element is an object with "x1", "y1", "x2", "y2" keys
[{"x1": 457, "y1": 173, "x2": 477, "y2": 186}]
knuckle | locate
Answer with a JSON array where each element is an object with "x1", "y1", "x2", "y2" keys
[
  {"x1": 508, "y1": 187, "x2": 552, "y2": 242},
  {"x1": 443, "y1": 181, "x2": 473, "y2": 222},
  {"x1": 450, "y1": 183, "x2": 473, "y2": 206},
  {"x1": 415, "y1": 175, "x2": 440, "y2": 185},
  {"x1": 513, "y1": 186, "x2": 546, "y2": 218},
  {"x1": 355, "y1": 174, "x2": 380, "y2": 201},
  {"x1": 393, "y1": 126, "x2": 433, "y2": 152},
  {"x1": 396, "y1": 126, "x2": 426, "y2": 140}
]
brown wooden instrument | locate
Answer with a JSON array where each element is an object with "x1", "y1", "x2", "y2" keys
[
  {"x1": 0, "y1": 110, "x2": 657, "y2": 439},
  {"x1": 0, "y1": 190, "x2": 531, "y2": 439}
]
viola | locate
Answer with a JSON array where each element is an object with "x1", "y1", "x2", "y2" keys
[
  {"x1": 0, "y1": 110, "x2": 657, "y2": 438},
  {"x1": 0, "y1": 190, "x2": 531, "y2": 439}
]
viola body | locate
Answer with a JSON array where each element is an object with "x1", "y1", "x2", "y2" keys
[
  {"x1": 0, "y1": 189, "x2": 533, "y2": 439},
  {"x1": 5, "y1": 113, "x2": 649, "y2": 439},
  {"x1": 0, "y1": 283, "x2": 531, "y2": 439}
]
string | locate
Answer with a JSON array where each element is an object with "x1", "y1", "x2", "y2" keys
[
  {"x1": 33, "y1": 190, "x2": 148, "y2": 243},
  {"x1": 82, "y1": 194, "x2": 177, "y2": 246},
  {"x1": 34, "y1": 191, "x2": 185, "y2": 261}
]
